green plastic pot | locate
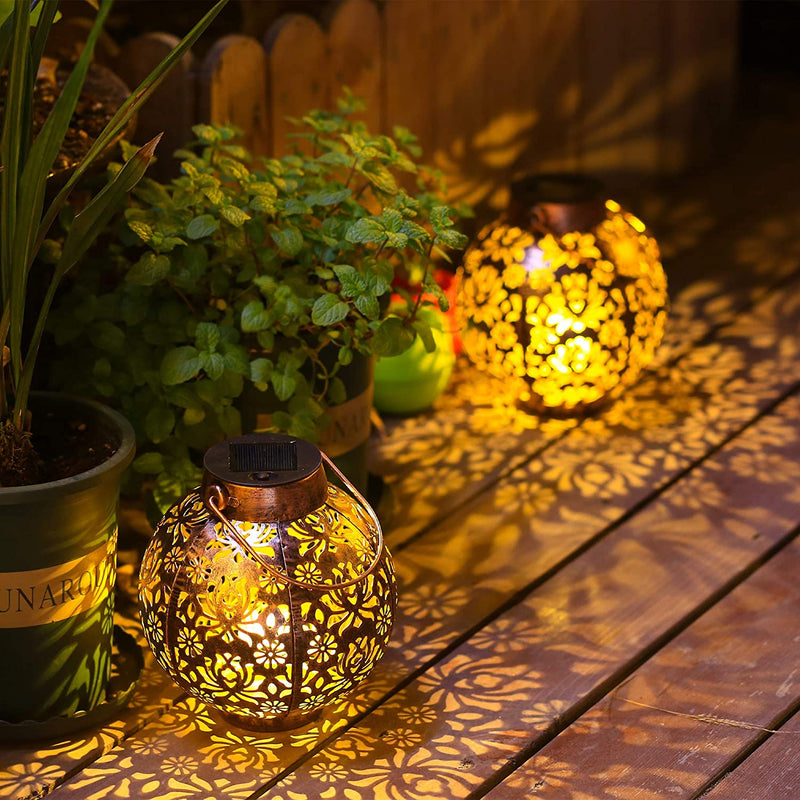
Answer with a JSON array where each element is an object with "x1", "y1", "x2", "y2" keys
[
  {"x1": 0, "y1": 393, "x2": 135, "y2": 725},
  {"x1": 374, "y1": 308, "x2": 456, "y2": 415}
]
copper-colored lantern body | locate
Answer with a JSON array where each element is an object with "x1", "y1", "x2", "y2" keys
[
  {"x1": 459, "y1": 174, "x2": 668, "y2": 415},
  {"x1": 138, "y1": 435, "x2": 396, "y2": 731}
]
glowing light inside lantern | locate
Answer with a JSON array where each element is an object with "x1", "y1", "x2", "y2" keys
[{"x1": 459, "y1": 200, "x2": 668, "y2": 414}]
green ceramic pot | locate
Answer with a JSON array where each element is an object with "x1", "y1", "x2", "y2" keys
[{"x1": 0, "y1": 393, "x2": 134, "y2": 724}]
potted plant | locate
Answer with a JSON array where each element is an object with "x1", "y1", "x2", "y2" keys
[
  {"x1": 0, "y1": 0, "x2": 226, "y2": 731},
  {"x1": 49, "y1": 96, "x2": 468, "y2": 514}
]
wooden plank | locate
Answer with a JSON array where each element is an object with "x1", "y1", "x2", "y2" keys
[
  {"x1": 577, "y1": 0, "x2": 664, "y2": 181},
  {"x1": 0, "y1": 616, "x2": 183, "y2": 800},
  {"x1": 427, "y1": 0, "x2": 583, "y2": 209},
  {"x1": 269, "y1": 393, "x2": 800, "y2": 800},
  {"x1": 484, "y1": 540, "x2": 800, "y2": 798},
  {"x1": 383, "y1": 0, "x2": 437, "y2": 157},
  {"x1": 198, "y1": 35, "x2": 270, "y2": 158},
  {"x1": 327, "y1": 0, "x2": 383, "y2": 133},
  {"x1": 660, "y1": 0, "x2": 739, "y2": 174},
  {"x1": 264, "y1": 14, "x2": 329, "y2": 157},
  {"x1": 376, "y1": 190, "x2": 800, "y2": 548},
  {"x1": 50, "y1": 276, "x2": 800, "y2": 799},
  {"x1": 114, "y1": 33, "x2": 196, "y2": 181},
  {"x1": 703, "y1": 711, "x2": 800, "y2": 798}
]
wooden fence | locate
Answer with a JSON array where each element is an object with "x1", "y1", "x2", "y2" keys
[{"x1": 108, "y1": 0, "x2": 740, "y2": 209}]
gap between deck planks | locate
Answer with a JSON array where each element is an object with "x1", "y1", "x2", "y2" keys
[
  {"x1": 701, "y1": 703, "x2": 800, "y2": 799},
  {"x1": 4, "y1": 215, "x2": 798, "y2": 799},
  {"x1": 255, "y1": 395, "x2": 800, "y2": 800},
  {"x1": 43, "y1": 271, "x2": 800, "y2": 798},
  {"x1": 482, "y1": 515, "x2": 800, "y2": 799},
  {"x1": 5, "y1": 117, "x2": 798, "y2": 800},
  {"x1": 371, "y1": 141, "x2": 800, "y2": 549}
]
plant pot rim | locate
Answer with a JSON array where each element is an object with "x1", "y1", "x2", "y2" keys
[{"x1": 0, "y1": 392, "x2": 135, "y2": 504}]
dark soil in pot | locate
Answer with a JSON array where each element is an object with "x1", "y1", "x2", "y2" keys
[{"x1": 0, "y1": 57, "x2": 134, "y2": 177}]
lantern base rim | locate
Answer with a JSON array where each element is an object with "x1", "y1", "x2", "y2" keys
[{"x1": 218, "y1": 707, "x2": 323, "y2": 732}]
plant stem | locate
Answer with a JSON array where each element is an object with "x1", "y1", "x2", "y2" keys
[{"x1": 407, "y1": 239, "x2": 436, "y2": 323}]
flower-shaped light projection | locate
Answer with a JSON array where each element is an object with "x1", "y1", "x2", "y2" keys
[
  {"x1": 459, "y1": 174, "x2": 668, "y2": 415},
  {"x1": 138, "y1": 435, "x2": 396, "y2": 731}
]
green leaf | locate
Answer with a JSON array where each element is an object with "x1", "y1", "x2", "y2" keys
[
  {"x1": 160, "y1": 346, "x2": 202, "y2": 385},
  {"x1": 425, "y1": 277, "x2": 451, "y2": 312},
  {"x1": 354, "y1": 294, "x2": 380, "y2": 320},
  {"x1": 183, "y1": 407, "x2": 206, "y2": 426},
  {"x1": 257, "y1": 330, "x2": 275, "y2": 351},
  {"x1": 240, "y1": 300, "x2": 271, "y2": 332},
  {"x1": 337, "y1": 346, "x2": 353, "y2": 366},
  {"x1": 345, "y1": 218, "x2": 385, "y2": 246},
  {"x1": 133, "y1": 452, "x2": 165, "y2": 475},
  {"x1": 195, "y1": 321, "x2": 220, "y2": 352},
  {"x1": 311, "y1": 294, "x2": 349, "y2": 326},
  {"x1": 221, "y1": 344, "x2": 250, "y2": 375},
  {"x1": 126, "y1": 253, "x2": 171, "y2": 285},
  {"x1": 437, "y1": 228, "x2": 469, "y2": 249},
  {"x1": 186, "y1": 214, "x2": 220, "y2": 240},
  {"x1": 328, "y1": 376, "x2": 347, "y2": 405},
  {"x1": 359, "y1": 161, "x2": 397, "y2": 194},
  {"x1": 200, "y1": 351, "x2": 225, "y2": 380},
  {"x1": 192, "y1": 123, "x2": 222, "y2": 144},
  {"x1": 221, "y1": 206, "x2": 251, "y2": 227},
  {"x1": 372, "y1": 317, "x2": 415, "y2": 357},
  {"x1": 271, "y1": 370, "x2": 296, "y2": 402},
  {"x1": 218, "y1": 405, "x2": 241, "y2": 437},
  {"x1": 412, "y1": 318, "x2": 437, "y2": 352},
  {"x1": 305, "y1": 187, "x2": 351, "y2": 207},
  {"x1": 250, "y1": 358, "x2": 273, "y2": 384},
  {"x1": 89, "y1": 321, "x2": 126, "y2": 354},
  {"x1": 271, "y1": 225, "x2": 303, "y2": 257},
  {"x1": 333, "y1": 264, "x2": 366, "y2": 297},
  {"x1": 145, "y1": 405, "x2": 176, "y2": 444}
]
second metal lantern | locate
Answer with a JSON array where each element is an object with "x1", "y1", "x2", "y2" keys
[
  {"x1": 458, "y1": 174, "x2": 668, "y2": 415},
  {"x1": 138, "y1": 434, "x2": 396, "y2": 731}
]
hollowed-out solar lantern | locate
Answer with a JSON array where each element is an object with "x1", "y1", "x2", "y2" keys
[
  {"x1": 459, "y1": 174, "x2": 668, "y2": 415},
  {"x1": 138, "y1": 434, "x2": 396, "y2": 731}
]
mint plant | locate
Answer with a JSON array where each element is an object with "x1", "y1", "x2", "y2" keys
[{"x1": 51, "y1": 96, "x2": 468, "y2": 511}]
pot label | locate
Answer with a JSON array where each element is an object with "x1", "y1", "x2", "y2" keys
[
  {"x1": 0, "y1": 532, "x2": 116, "y2": 628},
  {"x1": 255, "y1": 385, "x2": 374, "y2": 457}
]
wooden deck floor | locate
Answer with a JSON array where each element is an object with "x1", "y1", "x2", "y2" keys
[{"x1": 3, "y1": 116, "x2": 800, "y2": 799}]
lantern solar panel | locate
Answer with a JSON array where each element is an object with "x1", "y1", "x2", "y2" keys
[{"x1": 228, "y1": 441, "x2": 298, "y2": 472}]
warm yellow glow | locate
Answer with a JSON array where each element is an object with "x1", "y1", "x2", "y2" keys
[
  {"x1": 459, "y1": 203, "x2": 668, "y2": 414},
  {"x1": 138, "y1": 487, "x2": 396, "y2": 730}
]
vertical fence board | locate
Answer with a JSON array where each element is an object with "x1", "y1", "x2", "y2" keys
[
  {"x1": 327, "y1": 0, "x2": 383, "y2": 133},
  {"x1": 383, "y1": 0, "x2": 437, "y2": 164},
  {"x1": 115, "y1": 33, "x2": 196, "y2": 178},
  {"x1": 265, "y1": 14, "x2": 329, "y2": 157},
  {"x1": 577, "y1": 1, "x2": 664, "y2": 182},
  {"x1": 427, "y1": 0, "x2": 582, "y2": 209},
  {"x1": 660, "y1": 0, "x2": 739, "y2": 174},
  {"x1": 199, "y1": 35, "x2": 270, "y2": 157}
]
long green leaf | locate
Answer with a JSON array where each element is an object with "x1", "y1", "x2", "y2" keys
[
  {"x1": 36, "y1": 0, "x2": 228, "y2": 254},
  {"x1": 1, "y1": 0, "x2": 31, "y2": 381},
  {"x1": 30, "y1": 1, "x2": 60, "y2": 77},
  {"x1": 56, "y1": 134, "x2": 162, "y2": 276},
  {"x1": 10, "y1": 0, "x2": 113, "y2": 373},
  {"x1": 12, "y1": 135, "x2": 162, "y2": 425}
]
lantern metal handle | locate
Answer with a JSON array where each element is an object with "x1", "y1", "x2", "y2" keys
[{"x1": 204, "y1": 451, "x2": 385, "y2": 591}]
